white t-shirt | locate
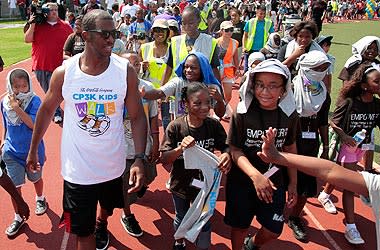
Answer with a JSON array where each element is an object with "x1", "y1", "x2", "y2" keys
[
  {"x1": 106, "y1": 0, "x2": 115, "y2": 9},
  {"x1": 61, "y1": 54, "x2": 128, "y2": 185},
  {"x1": 113, "y1": 11, "x2": 121, "y2": 25},
  {"x1": 361, "y1": 171, "x2": 380, "y2": 250},
  {"x1": 121, "y1": 4, "x2": 139, "y2": 17}
]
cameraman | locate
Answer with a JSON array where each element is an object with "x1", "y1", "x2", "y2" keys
[
  {"x1": 127, "y1": 7, "x2": 151, "y2": 51},
  {"x1": 24, "y1": 2, "x2": 72, "y2": 124}
]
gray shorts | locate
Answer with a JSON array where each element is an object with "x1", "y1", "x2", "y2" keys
[
  {"x1": 123, "y1": 159, "x2": 157, "y2": 205},
  {"x1": 2, "y1": 151, "x2": 42, "y2": 187}
]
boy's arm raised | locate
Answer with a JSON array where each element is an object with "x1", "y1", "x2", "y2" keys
[{"x1": 26, "y1": 66, "x2": 64, "y2": 172}]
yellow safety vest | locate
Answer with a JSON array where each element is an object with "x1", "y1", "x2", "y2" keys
[
  {"x1": 244, "y1": 18, "x2": 272, "y2": 51},
  {"x1": 141, "y1": 42, "x2": 168, "y2": 89},
  {"x1": 198, "y1": 4, "x2": 210, "y2": 32},
  {"x1": 171, "y1": 34, "x2": 217, "y2": 74}
]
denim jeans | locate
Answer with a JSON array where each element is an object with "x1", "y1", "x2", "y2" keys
[
  {"x1": 172, "y1": 193, "x2": 211, "y2": 249},
  {"x1": 161, "y1": 101, "x2": 171, "y2": 131}
]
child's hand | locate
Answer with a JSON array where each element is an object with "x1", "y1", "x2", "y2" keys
[
  {"x1": 142, "y1": 61, "x2": 149, "y2": 72},
  {"x1": 257, "y1": 127, "x2": 281, "y2": 164},
  {"x1": 180, "y1": 136, "x2": 195, "y2": 151},
  {"x1": 292, "y1": 45, "x2": 306, "y2": 58},
  {"x1": 208, "y1": 86, "x2": 223, "y2": 103},
  {"x1": 218, "y1": 152, "x2": 231, "y2": 174},
  {"x1": 9, "y1": 94, "x2": 20, "y2": 109},
  {"x1": 139, "y1": 86, "x2": 146, "y2": 98},
  {"x1": 252, "y1": 174, "x2": 277, "y2": 203}
]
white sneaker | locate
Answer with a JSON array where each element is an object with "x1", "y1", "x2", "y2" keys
[
  {"x1": 344, "y1": 228, "x2": 365, "y2": 244},
  {"x1": 318, "y1": 194, "x2": 337, "y2": 214}
]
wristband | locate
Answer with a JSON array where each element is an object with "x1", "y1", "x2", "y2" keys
[{"x1": 134, "y1": 153, "x2": 146, "y2": 161}]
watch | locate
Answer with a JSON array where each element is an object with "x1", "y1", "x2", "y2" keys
[{"x1": 134, "y1": 153, "x2": 147, "y2": 161}]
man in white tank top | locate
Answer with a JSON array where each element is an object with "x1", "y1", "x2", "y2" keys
[{"x1": 26, "y1": 10, "x2": 147, "y2": 250}]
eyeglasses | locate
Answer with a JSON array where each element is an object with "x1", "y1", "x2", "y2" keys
[
  {"x1": 153, "y1": 27, "x2": 167, "y2": 33},
  {"x1": 254, "y1": 83, "x2": 283, "y2": 92},
  {"x1": 87, "y1": 29, "x2": 117, "y2": 39},
  {"x1": 224, "y1": 27, "x2": 234, "y2": 32}
]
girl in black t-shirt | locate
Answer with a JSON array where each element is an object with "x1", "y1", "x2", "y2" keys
[
  {"x1": 225, "y1": 59, "x2": 299, "y2": 250},
  {"x1": 328, "y1": 64, "x2": 380, "y2": 245},
  {"x1": 160, "y1": 82, "x2": 231, "y2": 250}
]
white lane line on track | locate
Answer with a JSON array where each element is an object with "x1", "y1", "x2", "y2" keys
[
  {"x1": 60, "y1": 231, "x2": 70, "y2": 250},
  {"x1": 304, "y1": 206, "x2": 343, "y2": 250}
]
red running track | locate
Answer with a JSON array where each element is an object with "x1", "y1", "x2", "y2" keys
[{"x1": 0, "y1": 59, "x2": 376, "y2": 250}]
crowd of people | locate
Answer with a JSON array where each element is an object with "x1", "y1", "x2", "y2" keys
[{"x1": 1, "y1": 0, "x2": 380, "y2": 250}]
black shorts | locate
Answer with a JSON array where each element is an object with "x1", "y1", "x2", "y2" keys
[
  {"x1": 296, "y1": 141, "x2": 319, "y2": 197},
  {"x1": 60, "y1": 177, "x2": 124, "y2": 237},
  {"x1": 224, "y1": 177, "x2": 286, "y2": 234}
]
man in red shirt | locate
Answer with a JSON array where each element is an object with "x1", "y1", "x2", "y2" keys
[{"x1": 24, "y1": 2, "x2": 72, "y2": 123}]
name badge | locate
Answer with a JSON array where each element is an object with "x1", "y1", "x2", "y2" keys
[
  {"x1": 302, "y1": 131, "x2": 316, "y2": 139},
  {"x1": 361, "y1": 143, "x2": 375, "y2": 151},
  {"x1": 191, "y1": 179, "x2": 204, "y2": 189}
]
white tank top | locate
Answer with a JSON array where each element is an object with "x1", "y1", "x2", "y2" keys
[{"x1": 61, "y1": 54, "x2": 128, "y2": 184}]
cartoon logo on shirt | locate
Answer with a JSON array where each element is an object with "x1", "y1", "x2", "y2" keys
[
  {"x1": 303, "y1": 77, "x2": 323, "y2": 96},
  {"x1": 73, "y1": 88, "x2": 117, "y2": 137}
]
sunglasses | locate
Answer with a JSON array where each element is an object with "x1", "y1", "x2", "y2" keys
[
  {"x1": 153, "y1": 27, "x2": 167, "y2": 33},
  {"x1": 224, "y1": 27, "x2": 234, "y2": 32},
  {"x1": 87, "y1": 29, "x2": 117, "y2": 39}
]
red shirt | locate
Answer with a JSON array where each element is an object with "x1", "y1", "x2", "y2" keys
[
  {"x1": 31, "y1": 19, "x2": 73, "y2": 72},
  {"x1": 179, "y1": 1, "x2": 189, "y2": 13}
]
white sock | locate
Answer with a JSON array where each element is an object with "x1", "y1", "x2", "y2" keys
[
  {"x1": 319, "y1": 191, "x2": 330, "y2": 199},
  {"x1": 36, "y1": 195, "x2": 45, "y2": 202},
  {"x1": 346, "y1": 223, "x2": 357, "y2": 230},
  {"x1": 14, "y1": 213, "x2": 23, "y2": 222}
]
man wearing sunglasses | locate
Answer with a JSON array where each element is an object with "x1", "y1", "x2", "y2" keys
[{"x1": 27, "y1": 9, "x2": 147, "y2": 250}]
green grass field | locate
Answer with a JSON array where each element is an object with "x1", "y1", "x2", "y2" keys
[
  {"x1": 319, "y1": 20, "x2": 380, "y2": 160},
  {"x1": 0, "y1": 26, "x2": 31, "y2": 67}
]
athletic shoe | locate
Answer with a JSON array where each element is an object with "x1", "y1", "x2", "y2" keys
[
  {"x1": 344, "y1": 228, "x2": 365, "y2": 244},
  {"x1": 35, "y1": 198, "x2": 48, "y2": 215},
  {"x1": 53, "y1": 115, "x2": 63, "y2": 124},
  {"x1": 242, "y1": 234, "x2": 260, "y2": 250},
  {"x1": 120, "y1": 214, "x2": 143, "y2": 237},
  {"x1": 5, "y1": 219, "x2": 25, "y2": 236},
  {"x1": 95, "y1": 220, "x2": 109, "y2": 250},
  {"x1": 172, "y1": 241, "x2": 186, "y2": 250},
  {"x1": 288, "y1": 216, "x2": 308, "y2": 243},
  {"x1": 317, "y1": 194, "x2": 337, "y2": 214}
]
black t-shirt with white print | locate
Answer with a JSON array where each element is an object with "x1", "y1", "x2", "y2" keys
[
  {"x1": 331, "y1": 97, "x2": 380, "y2": 146},
  {"x1": 160, "y1": 116, "x2": 228, "y2": 200},
  {"x1": 227, "y1": 104, "x2": 299, "y2": 188}
]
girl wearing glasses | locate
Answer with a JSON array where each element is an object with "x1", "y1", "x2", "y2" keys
[
  {"x1": 225, "y1": 59, "x2": 298, "y2": 250},
  {"x1": 217, "y1": 21, "x2": 239, "y2": 120}
]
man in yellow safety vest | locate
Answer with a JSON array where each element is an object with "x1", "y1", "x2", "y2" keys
[{"x1": 242, "y1": 5, "x2": 274, "y2": 72}]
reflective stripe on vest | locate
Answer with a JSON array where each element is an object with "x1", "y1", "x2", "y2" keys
[
  {"x1": 141, "y1": 42, "x2": 168, "y2": 89},
  {"x1": 198, "y1": 4, "x2": 210, "y2": 31},
  {"x1": 171, "y1": 34, "x2": 217, "y2": 74},
  {"x1": 244, "y1": 18, "x2": 272, "y2": 51}
]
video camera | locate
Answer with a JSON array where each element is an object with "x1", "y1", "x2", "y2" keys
[
  {"x1": 30, "y1": 1, "x2": 50, "y2": 24},
  {"x1": 132, "y1": 33, "x2": 146, "y2": 40}
]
